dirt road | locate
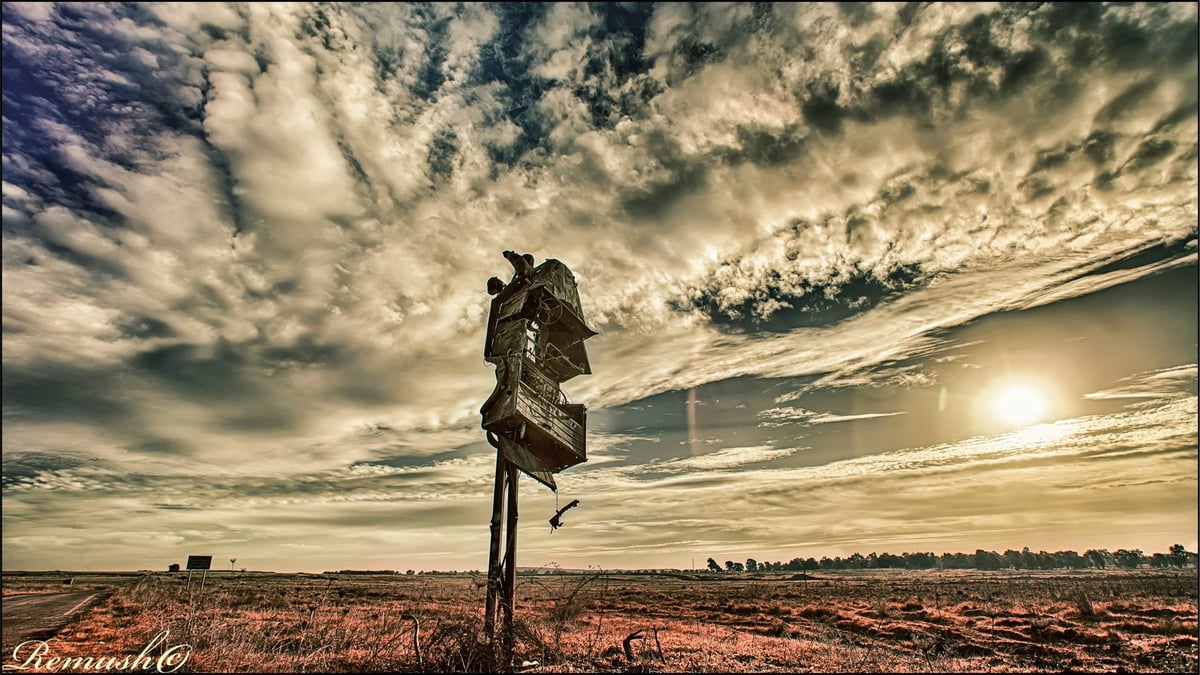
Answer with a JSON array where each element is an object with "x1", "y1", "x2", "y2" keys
[{"x1": 2, "y1": 591, "x2": 110, "y2": 645}]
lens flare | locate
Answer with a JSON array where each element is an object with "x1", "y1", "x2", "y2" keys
[{"x1": 990, "y1": 383, "x2": 1050, "y2": 428}]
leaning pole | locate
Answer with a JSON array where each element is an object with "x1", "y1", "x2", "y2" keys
[{"x1": 479, "y1": 251, "x2": 597, "y2": 668}]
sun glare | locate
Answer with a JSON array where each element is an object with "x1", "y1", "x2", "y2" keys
[{"x1": 990, "y1": 383, "x2": 1050, "y2": 428}]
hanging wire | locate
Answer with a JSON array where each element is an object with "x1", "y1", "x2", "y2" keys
[{"x1": 551, "y1": 492, "x2": 559, "y2": 533}]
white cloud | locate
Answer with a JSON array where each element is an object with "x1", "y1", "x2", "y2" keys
[
  {"x1": 758, "y1": 407, "x2": 906, "y2": 428},
  {"x1": 649, "y1": 444, "x2": 795, "y2": 472},
  {"x1": 2, "y1": 2, "x2": 1195, "y2": 570},
  {"x1": 1084, "y1": 364, "x2": 1198, "y2": 401},
  {"x1": 5, "y1": 2, "x2": 54, "y2": 22}
]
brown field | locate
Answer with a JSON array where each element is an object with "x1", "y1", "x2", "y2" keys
[{"x1": 2, "y1": 568, "x2": 1196, "y2": 673}]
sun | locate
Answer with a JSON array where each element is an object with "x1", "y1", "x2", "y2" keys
[{"x1": 990, "y1": 382, "x2": 1050, "y2": 428}]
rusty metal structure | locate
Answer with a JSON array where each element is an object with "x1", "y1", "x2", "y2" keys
[{"x1": 480, "y1": 250, "x2": 596, "y2": 665}]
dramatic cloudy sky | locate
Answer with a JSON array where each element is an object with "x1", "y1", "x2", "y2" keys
[{"x1": 3, "y1": 2, "x2": 1196, "y2": 573}]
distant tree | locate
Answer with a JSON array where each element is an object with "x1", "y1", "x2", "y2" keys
[
  {"x1": 1113, "y1": 549, "x2": 1144, "y2": 569},
  {"x1": 405, "y1": 569, "x2": 415, "y2": 575},
  {"x1": 1056, "y1": 550, "x2": 1087, "y2": 569},
  {"x1": 903, "y1": 552, "x2": 936, "y2": 570},
  {"x1": 974, "y1": 549, "x2": 1003, "y2": 570},
  {"x1": 168, "y1": 563, "x2": 180, "y2": 573},
  {"x1": 711, "y1": 546, "x2": 1200, "y2": 573},
  {"x1": 877, "y1": 553, "x2": 903, "y2": 568},
  {"x1": 1169, "y1": 544, "x2": 1189, "y2": 568},
  {"x1": 1084, "y1": 549, "x2": 1111, "y2": 569},
  {"x1": 941, "y1": 552, "x2": 971, "y2": 569}
]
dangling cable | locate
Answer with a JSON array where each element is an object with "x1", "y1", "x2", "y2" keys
[{"x1": 551, "y1": 492, "x2": 558, "y2": 533}]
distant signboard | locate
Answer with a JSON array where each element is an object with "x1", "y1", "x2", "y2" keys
[{"x1": 185, "y1": 555, "x2": 212, "y2": 571}]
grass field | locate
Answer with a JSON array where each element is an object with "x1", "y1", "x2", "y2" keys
[{"x1": 3, "y1": 568, "x2": 1196, "y2": 672}]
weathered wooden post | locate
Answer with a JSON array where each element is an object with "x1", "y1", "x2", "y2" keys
[
  {"x1": 480, "y1": 251, "x2": 597, "y2": 668},
  {"x1": 483, "y1": 451, "x2": 506, "y2": 639}
]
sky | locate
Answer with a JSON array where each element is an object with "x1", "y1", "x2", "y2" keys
[{"x1": 2, "y1": 2, "x2": 1196, "y2": 573}]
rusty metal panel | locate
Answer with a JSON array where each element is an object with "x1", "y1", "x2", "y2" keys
[
  {"x1": 494, "y1": 434, "x2": 556, "y2": 491},
  {"x1": 481, "y1": 356, "x2": 587, "y2": 472},
  {"x1": 493, "y1": 319, "x2": 532, "y2": 360},
  {"x1": 514, "y1": 380, "x2": 584, "y2": 454},
  {"x1": 482, "y1": 252, "x2": 596, "y2": 486},
  {"x1": 535, "y1": 260, "x2": 589, "y2": 327},
  {"x1": 484, "y1": 260, "x2": 596, "y2": 375}
]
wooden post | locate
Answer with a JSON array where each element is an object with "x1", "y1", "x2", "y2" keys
[
  {"x1": 502, "y1": 461, "x2": 519, "y2": 666},
  {"x1": 484, "y1": 450, "x2": 506, "y2": 642}
]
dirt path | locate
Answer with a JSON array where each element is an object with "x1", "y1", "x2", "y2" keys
[{"x1": 2, "y1": 591, "x2": 111, "y2": 646}]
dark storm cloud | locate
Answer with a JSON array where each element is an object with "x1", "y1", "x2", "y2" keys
[
  {"x1": 1, "y1": 448, "x2": 494, "y2": 511},
  {"x1": 116, "y1": 314, "x2": 176, "y2": 340},
  {"x1": 1, "y1": 452, "x2": 90, "y2": 489},
  {"x1": 128, "y1": 339, "x2": 328, "y2": 433},
  {"x1": 854, "y1": 4, "x2": 1193, "y2": 127},
  {"x1": 461, "y1": 2, "x2": 664, "y2": 170},
  {"x1": 680, "y1": 243, "x2": 924, "y2": 332},
  {"x1": 619, "y1": 129, "x2": 709, "y2": 220},
  {"x1": 2, "y1": 361, "x2": 133, "y2": 426},
  {"x1": 719, "y1": 122, "x2": 810, "y2": 167},
  {"x1": 1, "y1": 3, "x2": 206, "y2": 219},
  {"x1": 132, "y1": 341, "x2": 255, "y2": 397}
]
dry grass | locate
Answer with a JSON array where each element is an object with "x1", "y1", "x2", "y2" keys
[{"x1": 3, "y1": 569, "x2": 1196, "y2": 672}]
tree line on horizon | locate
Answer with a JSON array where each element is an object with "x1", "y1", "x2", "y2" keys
[
  {"x1": 704, "y1": 544, "x2": 1197, "y2": 573},
  {"x1": 198, "y1": 545, "x2": 1195, "y2": 576}
]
